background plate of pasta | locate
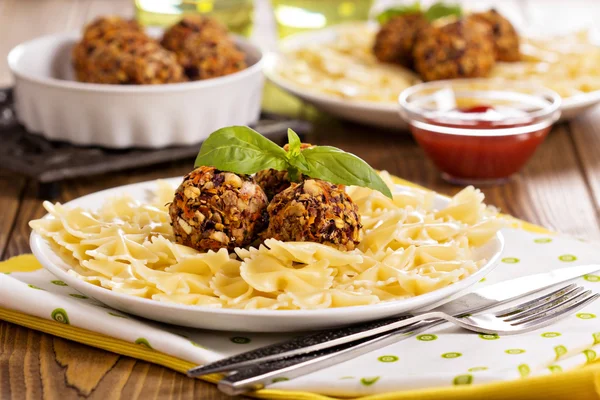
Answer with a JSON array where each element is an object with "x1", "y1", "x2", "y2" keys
[
  {"x1": 29, "y1": 175, "x2": 504, "y2": 332},
  {"x1": 265, "y1": 20, "x2": 600, "y2": 130}
]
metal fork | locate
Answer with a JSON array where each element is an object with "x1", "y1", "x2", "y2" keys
[
  {"x1": 404, "y1": 284, "x2": 598, "y2": 335},
  {"x1": 215, "y1": 284, "x2": 598, "y2": 395},
  {"x1": 190, "y1": 283, "x2": 597, "y2": 377}
]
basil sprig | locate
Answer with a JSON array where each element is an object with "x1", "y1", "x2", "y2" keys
[
  {"x1": 377, "y1": 1, "x2": 421, "y2": 24},
  {"x1": 424, "y1": 3, "x2": 462, "y2": 21},
  {"x1": 194, "y1": 126, "x2": 393, "y2": 199},
  {"x1": 376, "y1": 2, "x2": 462, "y2": 24}
]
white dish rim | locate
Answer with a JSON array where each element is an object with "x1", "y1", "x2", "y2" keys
[
  {"x1": 30, "y1": 177, "x2": 505, "y2": 318},
  {"x1": 7, "y1": 31, "x2": 264, "y2": 94}
]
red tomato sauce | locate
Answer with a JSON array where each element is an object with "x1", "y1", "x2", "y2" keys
[{"x1": 410, "y1": 105, "x2": 551, "y2": 181}]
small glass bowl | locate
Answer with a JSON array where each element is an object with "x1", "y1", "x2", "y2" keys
[{"x1": 398, "y1": 80, "x2": 562, "y2": 185}]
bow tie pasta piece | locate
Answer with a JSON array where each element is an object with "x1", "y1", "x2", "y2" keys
[
  {"x1": 363, "y1": 246, "x2": 417, "y2": 268},
  {"x1": 152, "y1": 180, "x2": 176, "y2": 209},
  {"x1": 396, "y1": 221, "x2": 464, "y2": 246},
  {"x1": 152, "y1": 293, "x2": 224, "y2": 307},
  {"x1": 464, "y1": 218, "x2": 507, "y2": 246},
  {"x1": 414, "y1": 240, "x2": 471, "y2": 265},
  {"x1": 129, "y1": 261, "x2": 213, "y2": 295},
  {"x1": 162, "y1": 246, "x2": 237, "y2": 276},
  {"x1": 211, "y1": 272, "x2": 254, "y2": 304},
  {"x1": 68, "y1": 265, "x2": 113, "y2": 286},
  {"x1": 230, "y1": 295, "x2": 289, "y2": 310},
  {"x1": 81, "y1": 259, "x2": 131, "y2": 278},
  {"x1": 261, "y1": 239, "x2": 363, "y2": 266},
  {"x1": 234, "y1": 244, "x2": 268, "y2": 260},
  {"x1": 144, "y1": 235, "x2": 201, "y2": 268},
  {"x1": 434, "y1": 186, "x2": 489, "y2": 225},
  {"x1": 359, "y1": 220, "x2": 463, "y2": 253},
  {"x1": 69, "y1": 266, "x2": 162, "y2": 298},
  {"x1": 99, "y1": 195, "x2": 173, "y2": 237},
  {"x1": 412, "y1": 261, "x2": 478, "y2": 277},
  {"x1": 29, "y1": 215, "x2": 66, "y2": 238},
  {"x1": 359, "y1": 222, "x2": 398, "y2": 252},
  {"x1": 39, "y1": 201, "x2": 106, "y2": 239},
  {"x1": 279, "y1": 289, "x2": 380, "y2": 309},
  {"x1": 82, "y1": 227, "x2": 159, "y2": 264},
  {"x1": 353, "y1": 264, "x2": 415, "y2": 287},
  {"x1": 33, "y1": 222, "x2": 96, "y2": 262},
  {"x1": 361, "y1": 208, "x2": 411, "y2": 232},
  {"x1": 370, "y1": 270, "x2": 463, "y2": 298},
  {"x1": 240, "y1": 253, "x2": 335, "y2": 294}
]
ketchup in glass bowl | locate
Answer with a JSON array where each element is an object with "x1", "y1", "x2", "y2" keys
[{"x1": 398, "y1": 80, "x2": 562, "y2": 185}]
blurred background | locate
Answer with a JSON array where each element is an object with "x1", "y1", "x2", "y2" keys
[{"x1": 2, "y1": 0, "x2": 600, "y2": 87}]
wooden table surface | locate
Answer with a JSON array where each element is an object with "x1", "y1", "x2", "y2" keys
[{"x1": 2, "y1": 0, "x2": 600, "y2": 399}]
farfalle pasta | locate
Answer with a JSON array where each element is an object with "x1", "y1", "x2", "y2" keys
[{"x1": 30, "y1": 174, "x2": 503, "y2": 310}]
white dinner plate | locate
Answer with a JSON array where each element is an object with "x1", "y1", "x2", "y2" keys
[
  {"x1": 264, "y1": 24, "x2": 600, "y2": 130},
  {"x1": 30, "y1": 178, "x2": 504, "y2": 332}
]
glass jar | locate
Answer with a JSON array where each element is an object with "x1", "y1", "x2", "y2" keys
[{"x1": 398, "y1": 80, "x2": 562, "y2": 185}]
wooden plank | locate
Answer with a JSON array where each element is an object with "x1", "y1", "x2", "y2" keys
[
  {"x1": 0, "y1": 172, "x2": 26, "y2": 260},
  {"x1": 0, "y1": 321, "x2": 240, "y2": 400},
  {"x1": 568, "y1": 106, "x2": 600, "y2": 221}
]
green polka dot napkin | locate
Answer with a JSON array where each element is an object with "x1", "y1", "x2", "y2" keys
[{"x1": 1, "y1": 228, "x2": 599, "y2": 397}]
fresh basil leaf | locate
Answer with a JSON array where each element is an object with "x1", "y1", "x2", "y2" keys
[
  {"x1": 285, "y1": 129, "x2": 310, "y2": 173},
  {"x1": 424, "y1": 2, "x2": 462, "y2": 21},
  {"x1": 300, "y1": 146, "x2": 393, "y2": 198},
  {"x1": 288, "y1": 167, "x2": 300, "y2": 183},
  {"x1": 195, "y1": 126, "x2": 289, "y2": 174},
  {"x1": 376, "y1": 1, "x2": 421, "y2": 24},
  {"x1": 287, "y1": 128, "x2": 302, "y2": 157}
]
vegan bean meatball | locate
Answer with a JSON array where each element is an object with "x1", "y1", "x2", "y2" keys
[
  {"x1": 179, "y1": 32, "x2": 247, "y2": 80},
  {"x1": 161, "y1": 15, "x2": 246, "y2": 80},
  {"x1": 413, "y1": 18, "x2": 496, "y2": 81},
  {"x1": 161, "y1": 15, "x2": 228, "y2": 55},
  {"x1": 254, "y1": 143, "x2": 313, "y2": 200},
  {"x1": 265, "y1": 179, "x2": 361, "y2": 251},
  {"x1": 373, "y1": 13, "x2": 429, "y2": 68},
  {"x1": 169, "y1": 166, "x2": 269, "y2": 252},
  {"x1": 468, "y1": 9, "x2": 520, "y2": 62},
  {"x1": 72, "y1": 17, "x2": 146, "y2": 78},
  {"x1": 81, "y1": 15, "x2": 142, "y2": 42},
  {"x1": 73, "y1": 30, "x2": 185, "y2": 84}
]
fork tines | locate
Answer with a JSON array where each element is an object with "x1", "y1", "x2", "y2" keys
[{"x1": 495, "y1": 283, "x2": 599, "y2": 327}]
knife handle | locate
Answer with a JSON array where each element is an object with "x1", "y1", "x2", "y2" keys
[
  {"x1": 217, "y1": 318, "x2": 445, "y2": 396},
  {"x1": 188, "y1": 313, "x2": 421, "y2": 376}
]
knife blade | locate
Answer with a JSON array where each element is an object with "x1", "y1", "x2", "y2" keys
[{"x1": 188, "y1": 264, "x2": 600, "y2": 378}]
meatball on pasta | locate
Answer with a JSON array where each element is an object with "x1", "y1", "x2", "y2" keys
[
  {"x1": 169, "y1": 166, "x2": 269, "y2": 252},
  {"x1": 468, "y1": 9, "x2": 520, "y2": 62},
  {"x1": 161, "y1": 15, "x2": 246, "y2": 80},
  {"x1": 373, "y1": 13, "x2": 429, "y2": 68},
  {"x1": 265, "y1": 179, "x2": 362, "y2": 251},
  {"x1": 413, "y1": 18, "x2": 496, "y2": 81}
]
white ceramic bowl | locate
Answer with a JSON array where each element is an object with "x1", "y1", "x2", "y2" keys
[
  {"x1": 30, "y1": 177, "x2": 504, "y2": 332},
  {"x1": 8, "y1": 32, "x2": 264, "y2": 148}
]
